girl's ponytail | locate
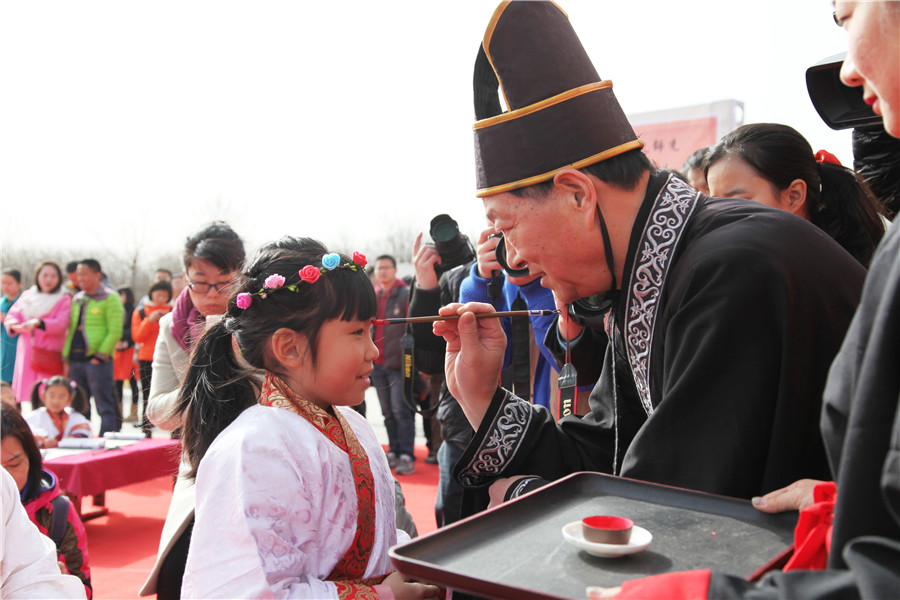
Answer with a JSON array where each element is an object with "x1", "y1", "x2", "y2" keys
[
  {"x1": 30, "y1": 379, "x2": 46, "y2": 410},
  {"x1": 177, "y1": 318, "x2": 260, "y2": 479},
  {"x1": 69, "y1": 381, "x2": 90, "y2": 416},
  {"x1": 814, "y1": 161, "x2": 885, "y2": 267}
]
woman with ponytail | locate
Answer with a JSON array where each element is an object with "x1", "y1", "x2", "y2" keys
[
  {"x1": 705, "y1": 122, "x2": 885, "y2": 266},
  {"x1": 178, "y1": 237, "x2": 439, "y2": 599}
]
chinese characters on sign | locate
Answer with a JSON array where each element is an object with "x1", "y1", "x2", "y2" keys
[{"x1": 633, "y1": 116, "x2": 718, "y2": 170}]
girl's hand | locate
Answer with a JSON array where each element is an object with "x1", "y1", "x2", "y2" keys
[
  {"x1": 383, "y1": 572, "x2": 442, "y2": 600},
  {"x1": 147, "y1": 310, "x2": 165, "y2": 323},
  {"x1": 23, "y1": 318, "x2": 41, "y2": 333}
]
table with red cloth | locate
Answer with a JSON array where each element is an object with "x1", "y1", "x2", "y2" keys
[{"x1": 44, "y1": 438, "x2": 181, "y2": 519}]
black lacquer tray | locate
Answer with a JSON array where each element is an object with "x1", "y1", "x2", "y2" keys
[{"x1": 390, "y1": 472, "x2": 796, "y2": 599}]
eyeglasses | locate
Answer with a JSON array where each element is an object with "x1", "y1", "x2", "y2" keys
[{"x1": 185, "y1": 278, "x2": 234, "y2": 295}]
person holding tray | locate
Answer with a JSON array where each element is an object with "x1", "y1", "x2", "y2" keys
[
  {"x1": 583, "y1": 1, "x2": 900, "y2": 597},
  {"x1": 439, "y1": 0, "x2": 865, "y2": 515}
]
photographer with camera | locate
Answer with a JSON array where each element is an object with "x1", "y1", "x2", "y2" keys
[{"x1": 409, "y1": 215, "x2": 478, "y2": 526}]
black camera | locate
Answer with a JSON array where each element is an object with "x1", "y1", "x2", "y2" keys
[
  {"x1": 429, "y1": 214, "x2": 475, "y2": 276},
  {"x1": 807, "y1": 52, "x2": 880, "y2": 130}
]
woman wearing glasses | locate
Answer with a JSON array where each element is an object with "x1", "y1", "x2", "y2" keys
[{"x1": 139, "y1": 221, "x2": 245, "y2": 599}]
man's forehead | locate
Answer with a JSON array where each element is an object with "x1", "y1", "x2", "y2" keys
[{"x1": 484, "y1": 192, "x2": 530, "y2": 221}]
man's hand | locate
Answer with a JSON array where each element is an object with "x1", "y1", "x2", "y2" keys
[
  {"x1": 752, "y1": 479, "x2": 823, "y2": 512},
  {"x1": 474, "y1": 228, "x2": 502, "y2": 279},
  {"x1": 412, "y1": 232, "x2": 442, "y2": 290},
  {"x1": 433, "y1": 302, "x2": 507, "y2": 429},
  {"x1": 488, "y1": 476, "x2": 533, "y2": 509}
]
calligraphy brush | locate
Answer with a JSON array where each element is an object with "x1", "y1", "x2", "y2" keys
[{"x1": 373, "y1": 309, "x2": 559, "y2": 325}]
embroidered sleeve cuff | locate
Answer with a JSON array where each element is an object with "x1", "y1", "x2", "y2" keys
[
  {"x1": 504, "y1": 476, "x2": 550, "y2": 501},
  {"x1": 455, "y1": 387, "x2": 533, "y2": 488}
]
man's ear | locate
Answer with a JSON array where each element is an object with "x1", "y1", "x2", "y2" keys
[
  {"x1": 269, "y1": 328, "x2": 308, "y2": 369},
  {"x1": 553, "y1": 168, "x2": 598, "y2": 226},
  {"x1": 782, "y1": 178, "x2": 808, "y2": 217}
]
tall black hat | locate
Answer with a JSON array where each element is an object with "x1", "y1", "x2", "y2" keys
[{"x1": 473, "y1": 1, "x2": 643, "y2": 197}]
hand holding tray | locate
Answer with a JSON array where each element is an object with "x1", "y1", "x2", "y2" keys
[{"x1": 390, "y1": 472, "x2": 796, "y2": 600}]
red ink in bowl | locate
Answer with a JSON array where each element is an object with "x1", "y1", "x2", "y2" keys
[{"x1": 581, "y1": 516, "x2": 634, "y2": 545}]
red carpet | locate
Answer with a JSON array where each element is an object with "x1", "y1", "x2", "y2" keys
[{"x1": 86, "y1": 445, "x2": 438, "y2": 599}]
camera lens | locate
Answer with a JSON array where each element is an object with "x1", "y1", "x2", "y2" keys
[
  {"x1": 429, "y1": 214, "x2": 476, "y2": 276},
  {"x1": 430, "y1": 216, "x2": 459, "y2": 243}
]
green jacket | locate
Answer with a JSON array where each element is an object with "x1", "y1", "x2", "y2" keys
[{"x1": 64, "y1": 286, "x2": 124, "y2": 361}]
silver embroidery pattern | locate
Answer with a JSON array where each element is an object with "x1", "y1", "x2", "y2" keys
[
  {"x1": 459, "y1": 393, "x2": 532, "y2": 485},
  {"x1": 624, "y1": 175, "x2": 699, "y2": 416}
]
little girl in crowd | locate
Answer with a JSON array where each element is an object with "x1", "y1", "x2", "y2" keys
[
  {"x1": 177, "y1": 237, "x2": 441, "y2": 599},
  {"x1": 25, "y1": 376, "x2": 92, "y2": 448}
]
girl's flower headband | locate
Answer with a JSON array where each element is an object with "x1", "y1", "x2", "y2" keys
[{"x1": 236, "y1": 252, "x2": 367, "y2": 309}]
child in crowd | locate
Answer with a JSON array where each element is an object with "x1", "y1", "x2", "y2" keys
[
  {"x1": 25, "y1": 376, "x2": 92, "y2": 448},
  {"x1": 178, "y1": 238, "x2": 440, "y2": 599},
  {"x1": 1, "y1": 403, "x2": 92, "y2": 598},
  {"x1": 114, "y1": 287, "x2": 140, "y2": 422},
  {"x1": 131, "y1": 280, "x2": 172, "y2": 436}
]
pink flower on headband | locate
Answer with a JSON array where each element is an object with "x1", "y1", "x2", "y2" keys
[
  {"x1": 352, "y1": 252, "x2": 367, "y2": 267},
  {"x1": 299, "y1": 265, "x2": 321, "y2": 283},
  {"x1": 264, "y1": 274, "x2": 286, "y2": 289},
  {"x1": 236, "y1": 293, "x2": 252, "y2": 309}
]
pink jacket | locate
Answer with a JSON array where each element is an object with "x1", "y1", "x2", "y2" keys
[{"x1": 6, "y1": 291, "x2": 71, "y2": 352}]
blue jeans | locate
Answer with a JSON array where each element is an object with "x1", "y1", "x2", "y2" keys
[
  {"x1": 371, "y1": 364, "x2": 415, "y2": 458},
  {"x1": 436, "y1": 440, "x2": 465, "y2": 527},
  {"x1": 69, "y1": 359, "x2": 119, "y2": 435}
]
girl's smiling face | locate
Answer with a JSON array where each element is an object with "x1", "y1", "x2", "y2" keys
[
  {"x1": 294, "y1": 317, "x2": 379, "y2": 412},
  {"x1": 43, "y1": 384, "x2": 72, "y2": 415}
]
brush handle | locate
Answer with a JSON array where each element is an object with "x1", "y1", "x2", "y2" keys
[{"x1": 374, "y1": 309, "x2": 558, "y2": 325}]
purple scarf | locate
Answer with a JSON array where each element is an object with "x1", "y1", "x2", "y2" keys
[{"x1": 170, "y1": 287, "x2": 205, "y2": 352}]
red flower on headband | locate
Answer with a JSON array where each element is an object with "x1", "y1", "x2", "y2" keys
[
  {"x1": 352, "y1": 252, "x2": 367, "y2": 267},
  {"x1": 299, "y1": 265, "x2": 321, "y2": 283}
]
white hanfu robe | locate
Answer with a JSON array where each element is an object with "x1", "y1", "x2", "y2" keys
[
  {"x1": 182, "y1": 400, "x2": 407, "y2": 599},
  {"x1": 25, "y1": 407, "x2": 92, "y2": 440}
]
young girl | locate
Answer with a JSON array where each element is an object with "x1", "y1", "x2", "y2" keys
[
  {"x1": 25, "y1": 376, "x2": 92, "y2": 448},
  {"x1": 131, "y1": 279, "x2": 172, "y2": 436},
  {"x1": 178, "y1": 238, "x2": 440, "y2": 599},
  {"x1": 1, "y1": 403, "x2": 92, "y2": 598}
]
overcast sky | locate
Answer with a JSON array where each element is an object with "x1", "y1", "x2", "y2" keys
[{"x1": 0, "y1": 0, "x2": 851, "y2": 264}]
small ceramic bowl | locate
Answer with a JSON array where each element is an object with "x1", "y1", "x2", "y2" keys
[{"x1": 581, "y1": 516, "x2": 634, "y2": 545}]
